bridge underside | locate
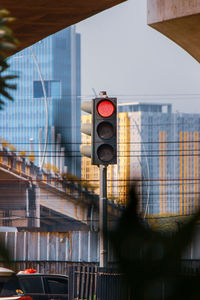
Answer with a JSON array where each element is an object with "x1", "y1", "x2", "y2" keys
[
  {"x1": 35, "y1": 206, "x2": 89, "y2": 231},
  {"x1": 147, "y1": 0, "x2": 200, "y2": 62},
  {"x1": 4, "y1": 0, "x2": 126, "y2": 53},
  {"x1": 0, "y1": 167, "x2": 89, "y2": 230}
]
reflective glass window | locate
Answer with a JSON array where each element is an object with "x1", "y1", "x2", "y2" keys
[{"x1": 33, "y1": 81, "x2": 61, "y2": 98}]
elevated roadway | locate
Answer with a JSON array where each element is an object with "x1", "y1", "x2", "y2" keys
[
  {"x1": 0, "y1": 148, "x2": 121, "y2": 231},
  {"x1": 147, "y1": 0, "x2": 200, "y2": 62}
]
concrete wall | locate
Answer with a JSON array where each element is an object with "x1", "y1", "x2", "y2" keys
[
  {"x1": 0, "y1": 231, "x2": 115, "y2": 263},
  {"x1": 0, "y1": 229, "x2": 199, "y2": 264},
  {"x1": 148, "y1": 0, "x2": 200, "y2": 23}
]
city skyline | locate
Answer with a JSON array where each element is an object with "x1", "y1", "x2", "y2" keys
[{"x1": 81, "y1": 101, "x2": 200, "y2": 216}]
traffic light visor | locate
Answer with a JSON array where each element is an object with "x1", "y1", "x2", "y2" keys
[{"x1": 97, "y1": 100, "x2": 115, "y2": 117}]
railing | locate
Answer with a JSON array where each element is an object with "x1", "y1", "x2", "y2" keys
[{"x1": 69, "y1": 265, "x2": 129, "y2": 300}]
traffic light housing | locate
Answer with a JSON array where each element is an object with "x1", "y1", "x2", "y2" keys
[
  {"x1": 92, "y1": 97, "x2": 117, "y2": 165},
  {"x1": 80, "y1": 101, "x2": 92, "y2": 158},
  {"x1": 80, "y1": 97, "x2": 117, "y2": 165}
]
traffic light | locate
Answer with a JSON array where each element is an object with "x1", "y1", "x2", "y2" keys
[
  {"x1": 80, "y1": 97, "x2": 117, "y2": 165},
  {"x1": 92, "y1": 97, "x2": 117, "y2": 165},
  {"x1": 80, "y1": 101, "x2": 92, "y2": 158}
]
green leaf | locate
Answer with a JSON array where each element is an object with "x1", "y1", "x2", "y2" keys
[
  {"x1": 0, "y1": 99, "x2": 5, "y2": 105},
  {"x1": 0, "y1": 29, "x2": 5, "y2": 38},
  {"x1": 0, "y1": 10, "x2": 18, "y2": 109},
  {"x1": 0, "y1": 41, "x2": 16, "y2": 51},
  {"x1": 4, "y1": 83, "x2": 17, "y2": 90},
  {"x1": 2, "y1": 75, "x2": 18, "y2": 80},
  {"x1": 0, "y1": 17, "x2": 16, "y2": 26},
  {"x1": 0, "y1": 9, "x2": 10, "y2": 18},
  {"x1": 0, "y1": 88, "x2": 13, "y2": 100}
]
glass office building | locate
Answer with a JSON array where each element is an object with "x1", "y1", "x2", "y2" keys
[
  {"x1": 0, "y1": 26, "x2": 81, "y2": 176},
  {"x1": 118, "y1": 103, "x2": 200, "y2": 215}
]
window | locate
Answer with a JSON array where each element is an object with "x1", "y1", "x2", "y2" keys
[
  {"x1": 45, "y1": 276, "x2": 68, "y2": 294},
  {"x1": 33, "y1": 80, "x2": 61, "y2": 98},
  {"x1": 0, "y1": 276, "x2": 20, "y2": 297},
  {"x1": 19, "y1": 277, "x2": 44, "y2": 294}
]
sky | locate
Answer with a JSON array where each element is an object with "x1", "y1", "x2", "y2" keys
[{"x1": 76, "y1": 0, "x2": 200, "y2": 113}]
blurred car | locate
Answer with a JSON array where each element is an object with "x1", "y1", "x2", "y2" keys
[
  {"x1": 0, "y1": 267, "x2": 68, "y2": 300},
  {"x1": 0, "y1": 267, "x2": 32, "y2": 299},
  {"x1": 17, "y1": 269, "x2": 68, "y2": 300}
]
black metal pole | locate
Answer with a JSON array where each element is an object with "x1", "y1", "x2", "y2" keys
[{"x1": 99, "y1": 164, "x2": 108, "y2": 267}]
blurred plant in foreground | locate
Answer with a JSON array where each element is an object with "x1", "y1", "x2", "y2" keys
[
  {"x1": 0, "y1": 8, "x2": 18, "y2": 109},
  {"x1": 0, "y1": 8, "x2": 18, "y2": 264},
  {"x1": 109, "y1": 184, "x2": 200, "y2": 300}
]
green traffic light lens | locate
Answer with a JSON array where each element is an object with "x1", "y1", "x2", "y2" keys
[
  {"x1": 97, "y1": 144, "x2": 114, "y2": 162},
  {"x1": 97, "y1": 122, "x2": 114, "y2": 139}
]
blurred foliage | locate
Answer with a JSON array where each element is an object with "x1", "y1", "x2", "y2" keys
[
  {"x1": 43, "y1": 163, "x2": 53, "y2": 171},
  {"x1": 62, "y1": 171, "x2": 98, "y2": 191},
  {"x1": 147, "y1": 213, "x2": 194, "y2": 232},
  {"x1": 0, "y1": 138, "x2": 16, "y2": 152},
  {"x1": 19, "y1": 150, "x2": 27, "y2": 157},
  {"x1": 0, "y1": 9, "x2": 18, "y2": 109},
  {"x1": 109, "y1": 185, "x2": 200, "y2": 300},
  {"x1": 28, "y1": 152, "x2": 35, "y2": 163}
]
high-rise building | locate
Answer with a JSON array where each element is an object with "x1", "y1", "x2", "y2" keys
[
  {"x1": 82, "y1": 102, "x2": 200, "y2": 215},
  {"x1": 1, "y1": 26, "x2": 81, "y2": 176},
  {"x1": 119, "y1": 102, "x2": 200, "y2": 215}
]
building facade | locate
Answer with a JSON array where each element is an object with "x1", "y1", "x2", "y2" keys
[
  {"x1": 82, "y1": 102, "x2": 200, "y2": 215},
  {"x1": 1, "y1": 26, "x2": 81, "y2": 176}
]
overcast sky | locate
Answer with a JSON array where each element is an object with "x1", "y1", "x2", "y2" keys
[{"x1": 76, "y1": 0, "x2": 200, "y2": 113}]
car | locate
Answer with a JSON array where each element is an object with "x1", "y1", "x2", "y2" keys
[
  {"x1": 0, "y1": 267, "x2": 68, "y2": 300},
  {"x1": 0, "y1": 267, "x2": 32, "y2": 299},
  {"x1": 17, "y1": 269, "x2": 68, "y2": 300}
]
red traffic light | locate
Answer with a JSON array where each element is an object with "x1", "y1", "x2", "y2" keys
[{"x1": 97, "y1": 100, "x2": 115, "y2": 118}]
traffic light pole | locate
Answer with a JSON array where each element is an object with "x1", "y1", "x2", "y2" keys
[
  {"x1": 99, "y1": 164, "x2": 108, "y2": 268},
  {"x1": 81, "y1": 95, "x2": 117, "y2": 267}
]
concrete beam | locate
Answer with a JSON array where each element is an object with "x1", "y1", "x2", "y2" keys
[{"x1": 147, "y1": 0, "x2": 200, "y2": 62}]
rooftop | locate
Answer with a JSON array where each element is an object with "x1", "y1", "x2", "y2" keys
[{"x1": 118, "y1": 102, "x2": 172, "y2": 113}]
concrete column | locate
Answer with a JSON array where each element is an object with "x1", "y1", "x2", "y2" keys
[
  {"x1": 39, "y1": 128, "x2": 43, "y2": 168},
  {"x1": 35, "y1": 185, "x2": 41, "y2": 228},
  {"x1": 26, "y1": 183, "x2": 38, "y2": 228},
  {"x1": 44, "y1": 126, "x2": 49, "y2": 167},
  {"x1": 60, "y1": 147, "x2": 65, "y2": 174},
  {"x1": 51, "y1": 126, "x2": 55, "y2": 168},
  {"x1": 56, "y1": 133, "x2": 61, "y2": 171}
]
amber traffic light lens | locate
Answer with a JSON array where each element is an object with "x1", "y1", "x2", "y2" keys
[
  {"x1": 97, "y1": 122, "x2": 114, "y2": 139},
  {"x1": 97, "y1": 144, "x2": 114, "y2": 162},
  {"x1": 97, "y1": 100, "x2": 115, "y2": 117}
]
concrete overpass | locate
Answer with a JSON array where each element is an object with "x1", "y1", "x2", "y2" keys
[
  {"x1": 147, "y1": 0, "x2": 200, "y2": 62},
  {"x1": 0, "y1": 148, "x2": 121, "y2": 231},
  {"x1": 4, "y1": 0, "x2": 198, "y2": 63},
  {"x1": 4, "y1": 0, "x2": 127, "y2": 53}
]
